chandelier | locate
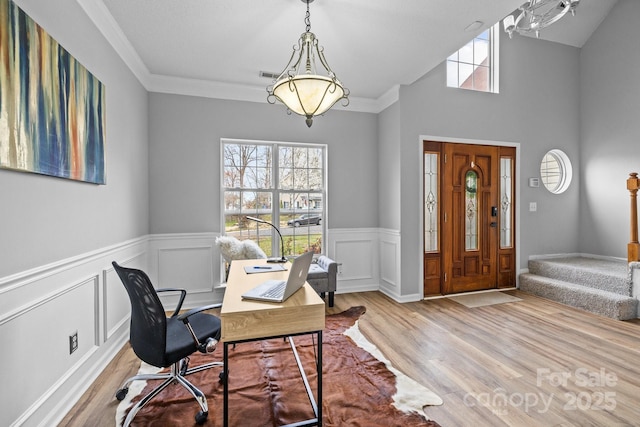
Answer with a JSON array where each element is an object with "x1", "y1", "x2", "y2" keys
[
  {"x1": 503, "y1": 0, "x2": 580, "y2": 39},
  {"x1": 267, "y1": 0, "x2": 349, "y2": 127}
]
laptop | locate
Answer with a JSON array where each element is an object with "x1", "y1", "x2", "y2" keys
[{"x1": 241, "y1": 251, "x2": 314, "y2": 303}]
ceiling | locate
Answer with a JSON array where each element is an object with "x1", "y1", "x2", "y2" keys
[{"x1": 78, "y1": 0, "x2": 617, "y2": 113}]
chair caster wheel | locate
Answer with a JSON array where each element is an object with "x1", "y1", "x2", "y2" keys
[
  {"x1": 195, "y1": 410, "x2": 208, "y2": 425},
  {"x1": 115, "y1": 388, "x2": 128, "y2": 401}
]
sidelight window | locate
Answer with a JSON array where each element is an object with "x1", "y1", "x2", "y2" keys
[
  {"x1": 500, "y1": 157, "x2": 513, "y2": 248},
  {"x1": 424, "y1": 152, "x2": 439, "y2": 252}
]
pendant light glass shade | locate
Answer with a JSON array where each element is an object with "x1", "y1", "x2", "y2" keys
[{"x1": 272, "y1": 74, "x2": 345, "y2": 118}]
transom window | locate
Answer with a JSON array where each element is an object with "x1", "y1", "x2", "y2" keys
[
  {"x1": 222, "y1": 139, "x2": 326, "y2": 259},
  {"x1": 446, "y1": 24, "x2": 499, "y2": 93}
]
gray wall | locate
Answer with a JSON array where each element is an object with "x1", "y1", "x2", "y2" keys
[
  {"x1": 579, "y1": 0, "x2": 640, "y2": 258},
  {"x1": 148, "y1": 93, "x2": 378, "y2": 234},
  {"x1": 391, "y1": 32, "x2": 582, "y2": 295},
  {"x1": 0, "y1": 1, "x2": 149, "y2": 425},
  {"x1": 378, "y1": 101, "x2": 402, "y2": 231},
  {"x1": 0, "y1": 0, "x2": 149, "y2": 278}
]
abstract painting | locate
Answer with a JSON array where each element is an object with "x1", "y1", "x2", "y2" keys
[{"x1": 0, "y1": 0, "x2": 106, "y2": 184}]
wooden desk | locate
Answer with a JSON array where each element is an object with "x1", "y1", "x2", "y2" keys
[{"x1": 220, "y1": 259, "x2": 326, "y2": 426}]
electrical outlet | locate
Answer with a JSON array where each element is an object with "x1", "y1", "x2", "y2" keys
[{"x1": 69, "y1": 331, "x2": 78, "y2": 354}]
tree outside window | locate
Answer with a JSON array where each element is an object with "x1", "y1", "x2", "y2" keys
[{"x1": 222, "y1": 140, "x2": 326, "y2": 259}]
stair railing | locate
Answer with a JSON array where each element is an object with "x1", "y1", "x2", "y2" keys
[{"x1": 628, "y1": 172, "x2": 639, "y2": 263}]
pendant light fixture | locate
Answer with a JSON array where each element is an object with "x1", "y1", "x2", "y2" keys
[
  {"x1": 267, "y1": 0, "x2": 349, "y2": 127},
  {"x1": 503, "y1": 0, "x2": 580, "y2": 39}
]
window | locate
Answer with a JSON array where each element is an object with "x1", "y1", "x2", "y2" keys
[
  {"x1": 500, "y1": 156, "x2": 513, "y2": 248},
  {"x1": 424, "y1": 152, "x2": 439, "y2": 253},
  {"x1": 447, "y1": 24, "x2": 499, "y2": 93},
  {"x1": 540, "y1": 149, "x2": 572, "y2": 194},
  {"x1": 222, "y1": 139, "x2": 326, "y2": 260}
]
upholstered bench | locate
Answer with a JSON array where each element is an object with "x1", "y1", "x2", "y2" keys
[{"x1": 306, "y1": 255, "x2": 338, "y2": 307}]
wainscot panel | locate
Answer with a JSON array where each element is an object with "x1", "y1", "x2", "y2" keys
[
  {"x1": 632, "y1": 262, "x2": 640, "y2": 318},
  {"x1": 148, "y1": 233, "x2": 226, "y2": 308},
  {"x1": 378, "y1": 228, "x2": 401, "y2": 298},
  {"x1": 327, "y1": 228, "x2": 382, "y2": 294},
  {"x1": 0, "y1": 237, "x2": 147, "y2": 427}
]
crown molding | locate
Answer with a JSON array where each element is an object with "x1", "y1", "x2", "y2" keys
[
  {"x1": 76, "y1": 0, "x2": 151, "y2": 86},
  {"x1": 376, "y1": 85, "x2": 400, "y2": 112},
  {"x1": 147, "y1": 73, "x2": 389, "y2": 113},
  {"x1": 77, "y1": 0, "x2": 395, "y2": 114},
  {"x1": 147, "y1": 74, "x2": 269, "y2": 104}
]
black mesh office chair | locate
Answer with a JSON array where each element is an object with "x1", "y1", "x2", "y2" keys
[{"x1": 112, "y1": 262, "x2": 223, "y2": 426}]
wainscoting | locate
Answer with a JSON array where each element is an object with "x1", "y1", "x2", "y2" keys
[
  {"x1": 0, "y1": 237, "x2": 148, "y2": 427},
  {"x1": 0, "y1": 228, "x2": 400, "y2": 427},
  {"x1": 147, "y1": 233, "x2": 226, "y2": 308}
]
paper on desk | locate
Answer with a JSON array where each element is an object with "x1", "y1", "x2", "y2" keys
[{"x1": 243, "y1": 264, "x2": 288, "y2": 274}]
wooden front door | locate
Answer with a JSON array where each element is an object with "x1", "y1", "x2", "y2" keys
[{"x1": 423, "y1": 141, "x2": 516, "y2": 296}]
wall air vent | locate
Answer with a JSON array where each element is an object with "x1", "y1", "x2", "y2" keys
[{"x1": 259, "y1": 71, "x2": 280, "y2": 79}]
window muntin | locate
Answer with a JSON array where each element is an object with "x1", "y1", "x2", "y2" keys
[
  {"x1": 447, "y1": 24, "x2": 499, "y2": 93},
  {"x1": 540, "y1": 149, "x2": 572, "y2": 194},
  {"x1": 222, "y1": 140, "x2": 326, "y2": 259}
]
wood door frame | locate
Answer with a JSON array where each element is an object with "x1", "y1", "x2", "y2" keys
[{"x1": 418, "y1": 135, "x2": 521, "y2": 298}]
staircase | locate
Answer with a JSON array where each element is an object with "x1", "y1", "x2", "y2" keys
[{"x1": 519, "y1": 256, "x2": 638, "y2": 320}]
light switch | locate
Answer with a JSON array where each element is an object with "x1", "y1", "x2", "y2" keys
[{"x1": 529, "y1": 202, "x2": 537, "y2": 212}]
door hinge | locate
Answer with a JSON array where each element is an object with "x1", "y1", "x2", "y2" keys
[
  {"x1": 444, "y1": 273, "x2": 447, "y2": 282},
  {"x1": 444, "y1": 212, "x2": 447, "y2": 223},
  {"x1": 444, "y1": 154, "x2": 447, "y2": 163}
]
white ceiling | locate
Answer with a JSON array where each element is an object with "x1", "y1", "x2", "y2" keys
[{"x1": 78, "y1": 0, "x2": 617, "y2": 113}]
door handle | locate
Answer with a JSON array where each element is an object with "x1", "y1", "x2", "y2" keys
[{"x1": 490, "y1": 222, "x2": 497, "y2": 227}]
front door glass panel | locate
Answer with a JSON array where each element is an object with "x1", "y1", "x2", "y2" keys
[{"x1": 465, "y1": 170, "x2": 478, "y2": 251}]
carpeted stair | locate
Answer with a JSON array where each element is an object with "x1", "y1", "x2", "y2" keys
[{"x1": 519, "y1": 256, "x2": 637, "y2": 320}]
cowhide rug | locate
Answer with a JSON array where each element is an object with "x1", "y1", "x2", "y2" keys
[{"x1": 116, "y1": 306, "x2": 442, "y2": 426}]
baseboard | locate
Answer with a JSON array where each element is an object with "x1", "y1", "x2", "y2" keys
[
  {"x1": 380, "y1": 287, "x2": 423, "y2": 303},
  {"x1": 337, "y1": 283, "x2": 380, "y2": 294}
]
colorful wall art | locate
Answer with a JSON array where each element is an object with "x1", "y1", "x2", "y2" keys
[{"x1": 0, "y1": 0, "x2": 106, "y2": 184}]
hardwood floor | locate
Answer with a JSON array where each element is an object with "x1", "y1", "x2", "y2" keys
[{"x1": 59, "y1": 290, "x2": 640, "y2": 427}]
